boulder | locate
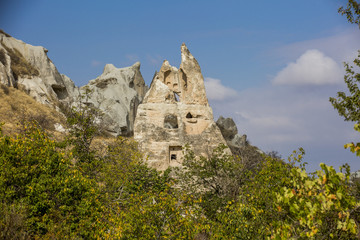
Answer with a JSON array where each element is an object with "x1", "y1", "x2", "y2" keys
[
  {"x1": 216, "y1": 116, "x2": 247, "y2": 152},
  {"x1": 216, "y1": 116, "x2": 238, "y2": 140}
]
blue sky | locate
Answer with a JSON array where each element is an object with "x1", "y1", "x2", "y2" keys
[{"x1": 2, "y1": 0, "x2": 360, "y2": 171}]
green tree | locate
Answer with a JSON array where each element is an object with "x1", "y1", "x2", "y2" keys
[
  {"x1": 175, "y1": 144, "x2": 247, "y2": 220},
  {"x1": 330, "y1": 0, "x2": 360, "y2": 156},
  {"x1": 0, "y1": 121, "x2": 107, "y2": 239},
  {"x1": 273, "y1": 163, "x2": 359, "y2": 239},
  {"x1": 108, "y1": 185, "x2": 207, "y2": 239},
  {"x1": 330, "y1": 0, "x2": 360, "y2": 122},
  {"x1": 338, "y1": 0, "x2": 360, "y2": 26},
  {"x1": 63, "y1": 87, "x2": 104, "y2": 178},
  {"x1": 209, "y1": 149, "x2": 360, "y2": 239},
  {"x1": 329, "y1": 53, "x2": 360, "y2": 123}
]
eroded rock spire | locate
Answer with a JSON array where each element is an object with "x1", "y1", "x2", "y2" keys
[
  {"x1": 134, "y1": 44, "x2": 229, "y2": 170},
  {"x1": 144, "y1": 43, "x2": 208, "y2": 106}
]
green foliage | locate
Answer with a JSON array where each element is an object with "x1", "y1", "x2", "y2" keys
[
  {"x1": 0, "y1": 121, "x2": 106, "y2": 238},
  {"x1": 274, "y1": 163, "x2": 359, "y2": 239},
  {"x1": 338, "y1": 0, "x2": 360, "y2": 27},
  {"x1": 0, "y1": 202, "x2": 29, "y2": 240},
  {"x1": 1, "y1": 14, "x2": 360, "y2": 235},
  {"x1": 343, "y1": 123, "x2": 360, "y2": 157},
  {"x1": 330, "y1": 0, "x2": 360, "y2": 159},
  {"x1": 110, "y1": 186, "x2": 207, "y2": 239},
  {"x1": 100, "y1": 136, "x2": 173, "y2": 208},
  {"x1": 329, "y1": 51, "x2": 360, "y2": 123},
  {"x1": 0, "y1": 113, "x2": 359, "y2": 239},
  {"x1": 210, "y1": 150, "x2": 301, "y2": 239},
  {"x1": 176, "y1": 144, "x2": 246, "y2": 220},
  {"x1": 210, "y1": 149, "x2": 360, "y2": 239},
  {"x1": 64, "y1": 87, "x2": 104, "y2": 178}
]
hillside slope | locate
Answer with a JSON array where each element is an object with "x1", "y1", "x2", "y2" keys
[{"x1": 0, "y1": 84, "x2": 65, "y2": 135}]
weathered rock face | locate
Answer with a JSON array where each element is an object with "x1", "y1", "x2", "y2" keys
[
  {"x1": 0, "y1": 31, "x2": 148, "y2": 136},
  {"x1": 134, "y1": 44, "x2": 229, "y2": 171},
  {"x1": 0, "y1": 31, "x2": 72, "y2": 105},
  {"x1": 216, "y1": 116, "x2": 247, "y2": 153},
  {"x1": 80, "y1": 62, "x2": 147, "y2": 136}
]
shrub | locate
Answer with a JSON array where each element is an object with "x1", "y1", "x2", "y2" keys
[
  {"x1": 175, "y1": 144, "x2": 248, "y2": 220},
  {"x1": 0, "y1": 121, "x2": 107, "y2": 238},
  {"x1": 0, "y1": 202, "x2": 29, "y2": 240}
]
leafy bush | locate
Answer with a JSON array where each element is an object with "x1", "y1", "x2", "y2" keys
[
  {"x1": 175, "y1": 144, "x2": 250, "y2": 220},
  {"x1": 0, "y1": 121, "x2": 107, "y2": 238},
  {"x1": 0, "y1": 116, "x2": 358, "y2": 238}
]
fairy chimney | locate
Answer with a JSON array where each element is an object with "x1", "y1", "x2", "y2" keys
[{"x1": 134, "y1": 44, "x2": 229, "y2": 170}]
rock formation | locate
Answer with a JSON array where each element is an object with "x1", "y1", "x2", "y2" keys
[
  {"x1": 79, "y1": 62, "x2": 148, "y2": 136},
  {"x1": 0, "y1": 30, "x2": 73, "y2": 105},
  {"x1": 216, "y1": 116, "x2": 247, "y2": 153},
  {"x1": 0, "y1": 30, "x2": 147, "y2": 136},
  {"x1": 134, "y1": 43, "x2": 229, "y2": 171}
]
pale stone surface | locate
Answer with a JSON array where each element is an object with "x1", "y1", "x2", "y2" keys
[
  {"x1": 61, "y1": 74, "x2": 78, "y2": 102},
  {"x1": 0, "y1": 33, "x2": 74, "y2": 104},
  {"x1": 134, "y1": 44, "x2": 229, "y2": 171},
  {"x1": 80, "y1": 62, "x2": 147, "y2": 136},
  {"x1": 147, "y1": 44, "x2": 209, "y2": 106},
  {"x1": 0, "y1": 50, "x2": 15, "y2": 87},
  {"x1": 54, "y1": 123, "x2": 67, "y2": 133},
  {"x1": 0, "y1": 31, "x2": 148, "y2": 136},
  {"x1": 0, "y1": 31, "x2": 72, "y2": 105},
  {"x1": 179, "y1": 44, "x2": 208, "y2": 105}
]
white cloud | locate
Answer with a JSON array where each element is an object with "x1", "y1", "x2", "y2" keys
[
  {"x1": 209, "y1": 83, "x2": 359, "y2": 171},
  {"x1": 204, "y1": 77, "x2": 237, "y2": 100},
  {"x1": 272, "y1": 29, "x2": 360, "y2": 63},
  {"x1": 272, "y1": 49, "x2": 343, "y2": 86}
]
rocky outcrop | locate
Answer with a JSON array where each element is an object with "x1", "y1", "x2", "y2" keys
[
  {"x1": 134, "y1": 44, "x2": 230, "y2": 171},
  {"x1": 0, "y1": 31, "x2": 72, "y2": 105},
  {"x1": 216, "y1": 116, "x2": 247, "y2": 153},
  {"x1": 0, "y1": 30, "x2": 148, "y2": 136},
  {"x1": 150, "y1": 44, "x2": 208, "y2": 106},
  {"x1": 79, "y1": 62, "x2": 147, "y2": 136}
]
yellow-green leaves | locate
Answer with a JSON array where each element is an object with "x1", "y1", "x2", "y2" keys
[
  {"x1": 274, "y1": 162, "x2": 358, "y2": 239},
  {"x1": 343, "y1": 124, "x2": 360, "y2": 156}
]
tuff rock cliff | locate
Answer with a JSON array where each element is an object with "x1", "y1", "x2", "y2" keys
[
  {"x1": 134, "y1": 44, "x2": 230, "y2": 170},
  {"x1": 0, "y1": 30, "x2": 147, "y2": 136},
  {"x1": 0, "y1": 30, "x2": 73, "y2": 105},
  {"x1": 79, "y1": 62, "x2": 147, "y2": 136}
]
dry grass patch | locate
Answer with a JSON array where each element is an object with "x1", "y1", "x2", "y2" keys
[{"x1": 0, "y1": 85, "x2": 66, "y2": 136}]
